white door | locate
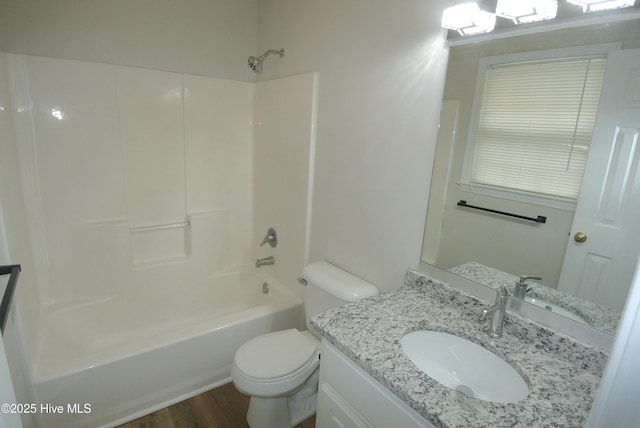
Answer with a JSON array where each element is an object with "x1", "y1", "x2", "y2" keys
[{"x1": 558, "y1": 49, "x2": 640, "y2": 312}]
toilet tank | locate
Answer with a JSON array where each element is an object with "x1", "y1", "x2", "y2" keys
[{"x1": 302, "y1": 261, "x2": 378, "y2": 336}]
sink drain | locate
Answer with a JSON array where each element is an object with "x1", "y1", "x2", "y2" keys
[{"x1": 456, "y1": 384, "x2": 475, "y2": 398}]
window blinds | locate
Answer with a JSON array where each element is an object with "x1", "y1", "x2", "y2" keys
[{"x1": 473, "y1": 57, "x2": 606, "y2": 200}]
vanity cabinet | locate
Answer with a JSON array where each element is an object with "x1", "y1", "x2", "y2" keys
[{"x1": 316, "y1": 340, "x2": 434, "y2": 428}]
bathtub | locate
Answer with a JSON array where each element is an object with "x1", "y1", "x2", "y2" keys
[{"x1": 28, "y1": 270, "x2": 303, "y2": 428}]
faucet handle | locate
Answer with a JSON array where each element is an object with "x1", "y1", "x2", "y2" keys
[
  {"x1": 514, "y1": 276, "x2": 539, "y2": 299},
  {"x1": 497, "y1": 285, "x2": 510, "y2": 301},
  {"x1": 260, "y1": 227, "x2": 278, "y2": 248},
  {"x1": 518, "y1": 275, "x2": 542, "y2": 284}
]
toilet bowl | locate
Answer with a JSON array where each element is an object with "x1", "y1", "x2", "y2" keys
[
  {"x1": 232, "y1": 329, "x2": 320, "y2": 396},
  {"x1": 231, "y1": 260, "x2": 378, "y2": 428},
  {"x1": 231, "y1": 329, "x2": 320, "y2": 428}
]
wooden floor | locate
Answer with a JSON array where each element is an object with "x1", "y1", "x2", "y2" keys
[{"x1": 117, "y1": 382, "x2": 316, "y2": 428}]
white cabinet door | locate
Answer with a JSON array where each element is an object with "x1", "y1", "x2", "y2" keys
[
  {"x1": 317, "y1": 383, "x2": 371, "y2": 428},
  {"x1": 316, "y1": 340, "x2": 434, "y2": 428}
]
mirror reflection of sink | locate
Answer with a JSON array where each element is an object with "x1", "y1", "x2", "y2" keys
[
  {"x1": 524, "y1": 296, "x2": 586, "y2": 323},
  {"x1": 401, "y1": 331, "x2": 529, "y2": 403}
]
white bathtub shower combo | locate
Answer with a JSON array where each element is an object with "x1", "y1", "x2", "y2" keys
[
  {"x1": 232, "y1": 260, "x2": 379, "y2": 428},
  {"x1": 1, "y1": 51, "x2": 318, "y2": 428}
]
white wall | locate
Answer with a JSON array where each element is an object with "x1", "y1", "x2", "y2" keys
[
  {"x1": 0, "y1": 0, "x2": 258, "y2": 82},
  {"x1": 256, "y1": 0, "x2": 449, "y2": 290},
  {"x1": 253, "y1": 73, "x2": 317, "y2": 296}
]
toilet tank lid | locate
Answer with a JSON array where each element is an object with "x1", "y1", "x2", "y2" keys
[{"x1": 303, "y1": 261, "x2": 378, "y2": 302}]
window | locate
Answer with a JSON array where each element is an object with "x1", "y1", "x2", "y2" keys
[{"x1": 461, "y1": 48, "x2": 610, "y2": 209}]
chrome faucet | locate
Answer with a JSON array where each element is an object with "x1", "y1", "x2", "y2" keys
[
  {"x1": 255, "y1": 256, "x2": 275, "y2": 268},
  {"x1": 514, "y1": 275, "x2": 542, "y2": 299},
  {"x1": 478, "y1": 285, "x2": 510, "y2": 338}
]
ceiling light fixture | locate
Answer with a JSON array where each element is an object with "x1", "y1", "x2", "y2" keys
[
  {"x1": 441, "y1": 3, "x2": 497, "y2": 35},
  {"x1": 496, "y1": 0, "x2": 559, "y2": 24},
  {"x1": 566, "y1": 0, "x2": 636, "y2": 12}
]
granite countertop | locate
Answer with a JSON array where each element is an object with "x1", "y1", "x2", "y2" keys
[
  {"x1": 311, "y1": 269, "x2": 609, "y2": 428},
  {"x1": 449, "y1": 261, "x2": 620, "y2": 335}
]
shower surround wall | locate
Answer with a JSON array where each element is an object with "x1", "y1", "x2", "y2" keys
[
  {"x1": 253, "y1": 73, "x2": 317, "y2": 291},
  {"x1": 8, "y1": 54, "x2": 254, "y2": 304}
]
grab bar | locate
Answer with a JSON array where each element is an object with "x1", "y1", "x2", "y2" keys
[
  {"x1": 0, "y1": 264, "x2": 21, "y2": 335},
  {"x1": 129, "y1": 221, "x2": 190, "y2": 233},
  {"x1": 457, "y1": 200, "x2": 547, "y2": 224}
]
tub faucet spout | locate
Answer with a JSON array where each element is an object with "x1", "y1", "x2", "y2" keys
[{"x1": 255, "y1": 256, "x2": 275, "y2": 268}]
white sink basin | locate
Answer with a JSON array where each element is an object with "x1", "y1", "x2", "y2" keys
[
  {"x1": 401, "y1": 331, "x2": 529, "y2": 403},
  {"x1": 524, "y1": 296, "x2": 586, "y2": 323}
]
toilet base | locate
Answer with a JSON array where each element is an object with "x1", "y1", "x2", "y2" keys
[
  {"x1": 289, "y1": 392, "x2": 317, "y2": 426},
  {"x1": 246, "y1": 369, "x2": 319, "y2": 428},
  {"x1": 247, "y1": 396, "x2": 291, "y2": 428},
  {"x1": 289, "y1": 369, "x2": 319, "y2": 425}
]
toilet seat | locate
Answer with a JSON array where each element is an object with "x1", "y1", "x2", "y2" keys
[
  {"x1": 232, "y1": 329, "x2": 320, "y2": 397},
  {"x1": 235, "y1": 329, "x2": 319, "y2": 379}
]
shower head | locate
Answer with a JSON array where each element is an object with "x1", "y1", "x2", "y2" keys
[
  {"x1": 248, "y1": 48, "x2": 285, "y2": 73},
  {"x1": 248, "y1": 56, "x2": 263, "y2": 72}
]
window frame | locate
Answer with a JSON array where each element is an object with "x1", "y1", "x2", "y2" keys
[{"x1": 459, "y1": 42, "x2": 621, "y2": 211}]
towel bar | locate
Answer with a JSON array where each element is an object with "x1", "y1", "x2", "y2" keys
[{"x1": 457, "y1": 200, "x2": 546, "y2": 224}]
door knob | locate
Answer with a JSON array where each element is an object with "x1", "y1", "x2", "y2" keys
[{"x1": 574, "y1": 232, "x2": 587, "y2": 243}]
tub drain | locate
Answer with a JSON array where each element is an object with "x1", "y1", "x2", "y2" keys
[{"x1": 262, "y1": 282, "x2": 269, "y2": 294}]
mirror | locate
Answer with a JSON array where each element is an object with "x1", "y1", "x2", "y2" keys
[{"x1": 422, "y1": 16, "x2": 640, "y2": 336}]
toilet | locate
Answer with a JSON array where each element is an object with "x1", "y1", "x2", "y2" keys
[{"x1": 231, "y1": 260, "x2": 379, "y2": 428}]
